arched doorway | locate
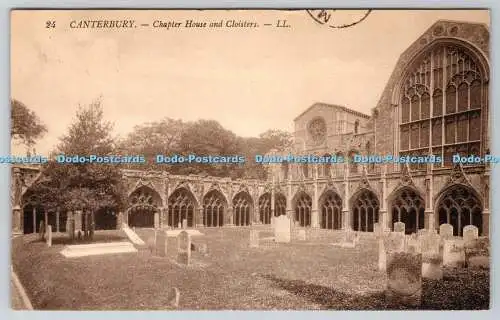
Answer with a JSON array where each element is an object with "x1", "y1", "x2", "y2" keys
[
  {"x1": 436, "y1": 185, "x2": 483, "y2": 236},
  {"x1": 320, "y1": 190, "x2": 343, "y2": 230},
  {"x1": 351, "y1": 189, "x2": 379, "y2": 232},
  {"x1": 390, "y1": 188, "x2": 425, "y2": 234},
  {"x1": 233, "y1": 191, "x2": 253, "y2": 226},
  {"x1": 203, "y1": 190, "x2": 226, "y2": 227},
  {"x1": 128, "y1": 186, "x2": 162, "y2": 228},
  {"x1": 168, "y1": 188, "x2": 197, "y2": 228},
  {"x1": 294, "y1": 192, "x2": 312, "y2": 227}
]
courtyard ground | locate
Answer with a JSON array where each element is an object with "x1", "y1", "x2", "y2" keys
[{"x1": 11, "y1": 228, "x2": 489, "y2": 310}]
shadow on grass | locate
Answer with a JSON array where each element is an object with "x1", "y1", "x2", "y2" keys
[
  {"x1": 261, "y1": 272, "x2": 489, "y2": 310},
  {"x1": 26, "y1": 234, "x2": 127, "y2": 246},
  {"x1": 261, "y1": 274, "x2": 388, "y2": 310}
]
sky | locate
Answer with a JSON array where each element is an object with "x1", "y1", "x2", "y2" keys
[{"x1": 10, "y1": 9, "x2": 490, "y2": 155}]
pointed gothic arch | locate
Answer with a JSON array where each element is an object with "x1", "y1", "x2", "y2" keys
[
  {"x1": 319, "y1": 190, "x2": 343, "y2": 230},
  {"x1": 435, "y1": 184, "x2": 483, "y2": 236},
  {"x1": 128, "y1": 185, "x2": 162, "y2": 228},
  {"x1": 168, "y1": 187, "x2": 197, "y2": 228},
  {"x1": 389, "y1": 187, "x2": 425, "y2": 234},
  {"x1": 203, "y1": 189, "x2": 227, "y2": 227},
  {"x1": 233, "y1": 191, "x2": 253, "y2": 226},
  {"x1": 350, "y1": 188, "x2": 379, "y2": 232},
  {"x1": 293, "y1": 191, "x2": 312, "y2": 227}
]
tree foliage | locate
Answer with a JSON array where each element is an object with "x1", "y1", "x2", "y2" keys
[
  {"x1": 11, "y1": 99, "x2": 47, "y2": 147},
  {"x1": 31, "y1": 98, "x2": 126, "y2": 213}
]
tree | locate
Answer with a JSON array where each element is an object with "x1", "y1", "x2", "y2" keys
[
  {"x1": 11, "y1": 99, "x2": 47, "y2": 147},
  {"x1": 258, "y1": 129, "x2": 293, "y2": 152},
  {"x1": 31, "y1": 98, "x2": 125, "y2": 240}
]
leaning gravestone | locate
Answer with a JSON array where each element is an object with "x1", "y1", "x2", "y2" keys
[
  {"x1": 297, "y1": 229, "x2": 306, "y2": 241},
  {"x1": 439, "y1": 224, "x2": 454, "y2": 240},
  {"x1": 443, "y1": 239, "x2": 465, "y2": 268},
  {"x1": 249, "y1": 229, "x2": 260, "y2": 248},
  {"x1": 155, "y1": 231, "x2": 168, "y2": 257},
  {"x1": 46, "y1": 225, "x2": 52, "y2": 247},
  {"x1": 385, "y1": 252, "x2": 422, "y2": 307},
  {"x1": 177, "y1": 231, "x2": 191, "y2": 265},
  {"x1": 463, "y1": 225, "x2": 479, "y2": 244},
  {"x1": 378, "y1": 237, "x2": 387, "y2": 271},
  {"x1": 394, "y1": 222, "x2": 405, "y2": 234},
  {"x1": 274, "y1": 215, "x2": 291, "y2": 243},
  {"x1": 420, "y1": 231, "x2": 443, "y2": 279}
]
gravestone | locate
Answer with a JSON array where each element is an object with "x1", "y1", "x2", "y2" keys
[
  {"x1": 420, "y1": 231, "x2": 443, "y2": 279},
  {"x1": 274, "y1": 215, "x2": 291, "y2": 243},
  {"x1": 46, "y1": 225, "x2": 52, "y2": 247},
  {"x1": 374, "y1": 223, "x2": 382, "y2": 238},
  {"x1": 378, "y1": 237, "x2": 387, "y2": 271},
  {"x1": 384, "y1": 232, "x2": 405, "y2": 253},
  {"x1": 154, "y1": 212, "x2": 160, "y2": 229},
  {"x1": 405, "y1": 234, "x2": 421, "y2": 254},
  {"x1": 417, "y1": 228, "x2": 427, "y2": 237},
  {"x1": 443, "y1": 239, "x2": 465, "y2": 268},
  {"x1": 297, "y1": 229, "x2": 306, "y2": 241},
  {"x1": 465, "y1": 237, "x2": 490, "y2": 269},
  {"x1": 155, "y1": 231, "x2": 168, "y2": 257},
  {"x1": 463, "y1": 225, "x2": 479, "y2": 244},
  {"x1": 39, "y1": 221, "x2": 45, "y2": 241},
  {"x1": 177, "y1": 231, "x2": 191, "y2": 265},
  {"x1": 182, "y1": 219, "x2": 188, "y2": 229},
  {"x1": 249, "y1": 229, "x2": 260, "y2": 248},
  {"x1": 385, "y1": 252, "x2": 422, "y2": 307},
  {"x1": 394, "y1": 222, "x2": 405, "y2": 234},
  {"x1": 439, "y1": 224, "x2": 454, "y2": 240}
]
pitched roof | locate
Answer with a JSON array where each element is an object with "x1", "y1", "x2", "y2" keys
[{"x1": 294, "y1": 102, "x2": 371, "y2": 121}]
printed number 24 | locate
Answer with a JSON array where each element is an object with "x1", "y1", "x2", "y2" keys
[{"x1": 46, "y1": 21, "x2": 56, "y2": 28}]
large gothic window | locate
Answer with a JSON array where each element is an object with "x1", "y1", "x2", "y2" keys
[
  {"x1": 351, "y1": 189, "x2": 379, "y2": 232},
  {"x1": 168, "y1": 188, "x2": 196, "y2": 228},
  {"x1": 390, "y1": 188, "x2": 425, "y2": 234},
  {"x1": 275, "y1": 193, "x2": 287, "y2": 216},
  {"x1": 320, "y1": 191, "x2": 343, "y2": 230},
  {"x1": 203, "y1": 190, "x2": 226, "y2": 227},
  {"x1": 399, "y1": 44, "x2": 486, "y2": 169},
  {"x1": 436, "y1": 185, "x2": 483, "y2": 236},
  {"x1": 233, "y1": 192, "x2": 252, "y2": 226},
  {"x1": 294, "y1": 192, "x2": 312, "y2": 227}
]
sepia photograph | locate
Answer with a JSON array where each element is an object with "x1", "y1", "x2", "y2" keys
[{"x1": 9, "y1": 9, "x2": 490, "y2": 310}]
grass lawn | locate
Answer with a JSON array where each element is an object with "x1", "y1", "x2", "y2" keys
[{"x1": 11, "y1": 228, "x2": 489, "y2": 310}]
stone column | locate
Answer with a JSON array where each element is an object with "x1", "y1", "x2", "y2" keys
[
  {"x1": 159, "y1": 207, "x2": 166, "y2": 228},
  {"x1": 271, "y1": 177, "x2": 275, "y2": 220},
  {"x1": 380, "y1": 165, "x2": 389, "y2": 231},
  {"x1": 227, "y1": 206, "x2": 234, "y2": 226},
  {"x1": 311, "y1": 177, "x2": 319, "y2": 228},
  {"x1": 196, "y1": 207, "x2": 204, "y2": 228},
  {"x1": 342, "y1": 172, "x2": 351, "y2": 230},
  {"x1": 44, "y1": 210, "x2": 48, "y2": 229},
  {"x1": 12, "y1": 206, "x2": 22, "y2": 234},
  {"x1": 425, "y1": 176, "x2": 434, "y2": 231}
]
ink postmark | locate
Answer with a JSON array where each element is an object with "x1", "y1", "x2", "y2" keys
[{"x1": 307, "y1": 10, "x2": 372, "y2": 29}]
